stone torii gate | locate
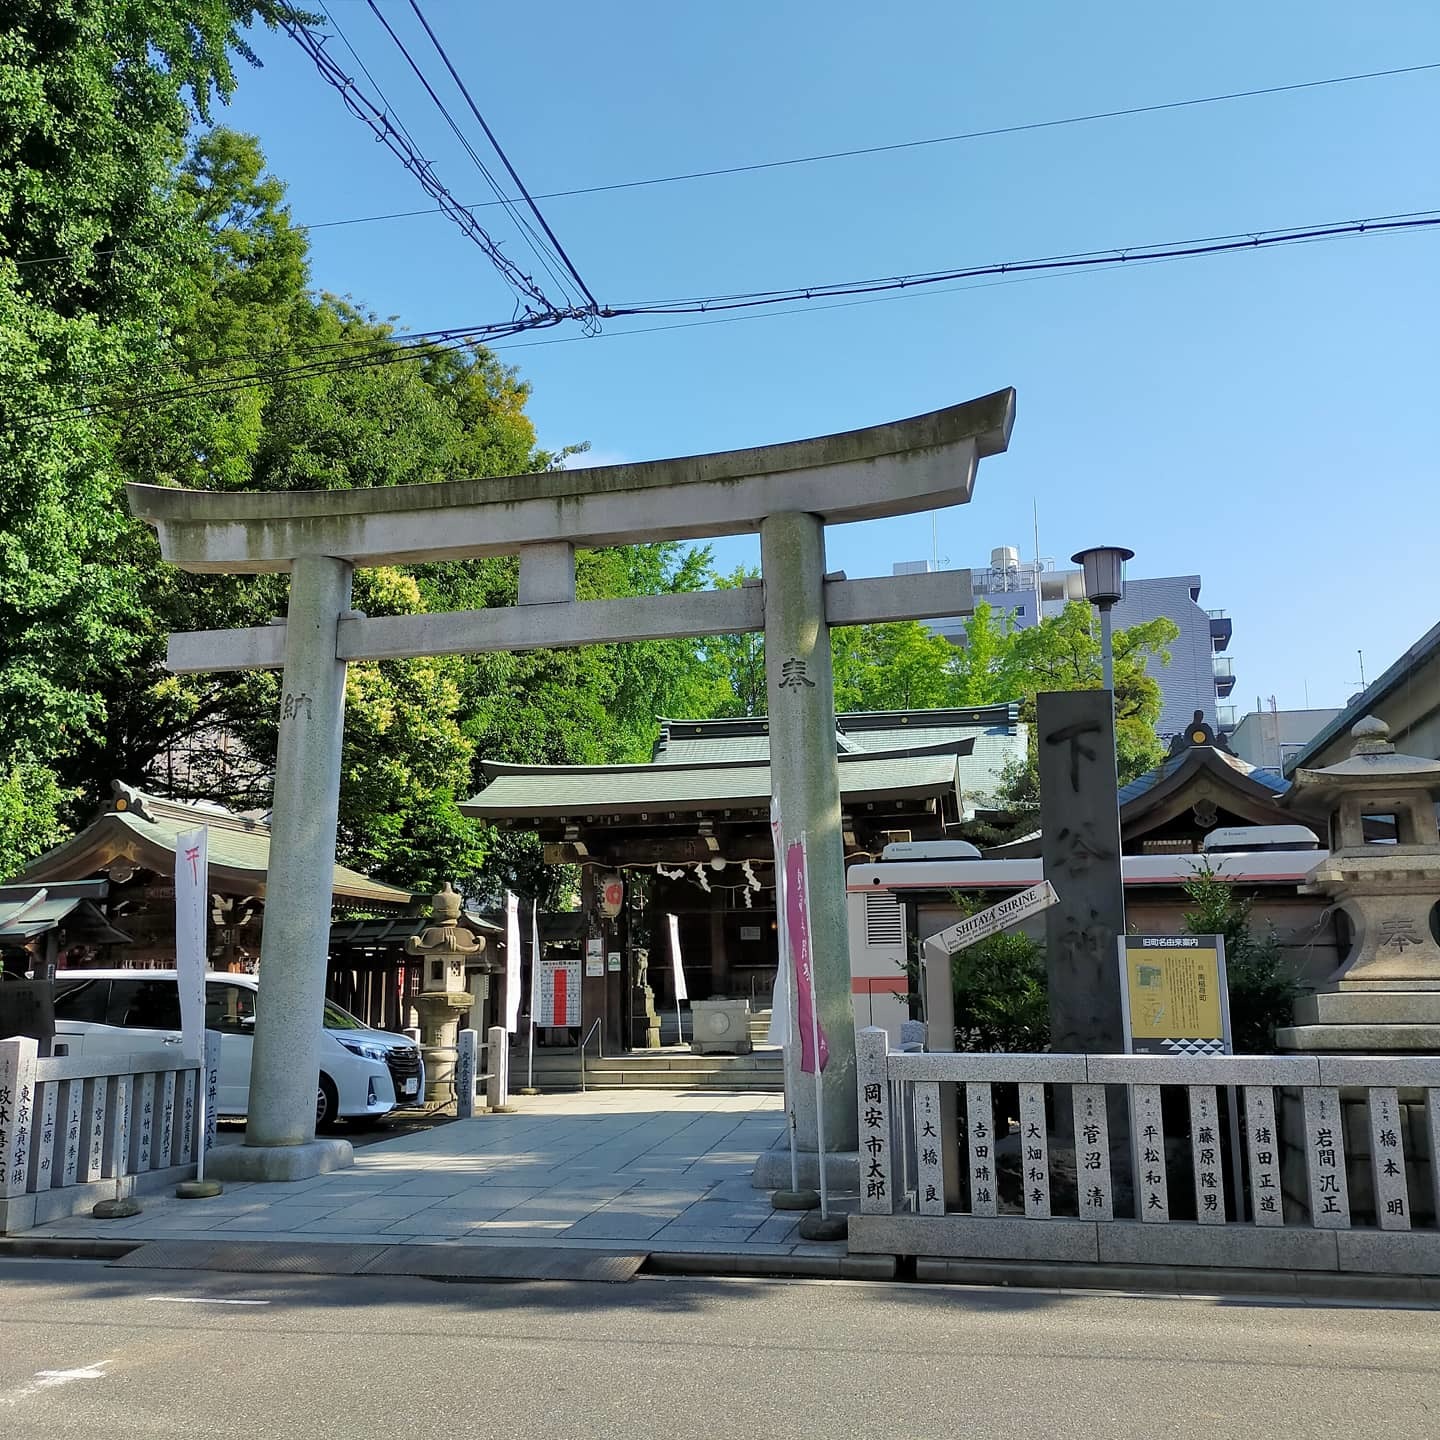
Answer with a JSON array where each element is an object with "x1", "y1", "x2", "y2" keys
[{"x1": 128, "y1": 388, "x2": 1015, "y2": 1181}]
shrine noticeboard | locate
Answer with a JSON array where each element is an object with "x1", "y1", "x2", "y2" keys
[
  {"x1": 1119, "y1": 935, "x2": 1232, "y2": 1056},
  {"x1": 535, "y1": 956, "x2": 582, "y2": 1028}
]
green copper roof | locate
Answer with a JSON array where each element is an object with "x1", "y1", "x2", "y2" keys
[
  {"x1": 14, "y1": 790, "x2": 413, "y2": 907},
  {"x1": 464, "y1": 752, "x2": 961, "y2": 820}
]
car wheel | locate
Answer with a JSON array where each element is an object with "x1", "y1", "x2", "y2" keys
[{"x1": 316, "y1": 1074, "x2": 340, "y2": 1133}]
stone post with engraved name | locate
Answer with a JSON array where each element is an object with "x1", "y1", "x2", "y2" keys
[{"x1": 1038, "y1": 690, "x2": 1127, "y2": 1053}]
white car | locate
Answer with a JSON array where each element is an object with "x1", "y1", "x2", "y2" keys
[{"x1": 52, "y1": 969, "x2": 424, "y2": 1129}]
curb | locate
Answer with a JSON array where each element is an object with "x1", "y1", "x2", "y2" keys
[
  {"x1": 647, "y1": 1252, "x2": 896, "y2": 1282},
  {"x1": 910, "y1": 1256, "x2": 1440, "y2": 1304},
  {"x1": 0, "y1": 1237, "x2": 139, "y2": 1261}
]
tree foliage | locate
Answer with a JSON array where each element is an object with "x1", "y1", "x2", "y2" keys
[
  {"x1": 0, "y1": 10, "x2": 747, "y2": 898},
  {"x1": 1181, "y1": 866, "x2": 1300, "y2": 1053}
]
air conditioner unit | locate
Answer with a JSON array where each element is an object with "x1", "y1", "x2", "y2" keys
[
  {"x1": 846, "y1": 888, "x2": 909, "y2": 1036},
  {"x1": 880, "y1": 839, "x2": 982, "y2": 862}
]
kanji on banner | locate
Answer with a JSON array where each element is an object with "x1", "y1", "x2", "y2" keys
[{"x1": 784, "y1": 838, "x2": 828, "y2": 1075}]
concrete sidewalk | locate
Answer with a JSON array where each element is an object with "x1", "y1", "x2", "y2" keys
[{"x1": 26, "y1": 1089, "x2": 854, "y2": 1260}]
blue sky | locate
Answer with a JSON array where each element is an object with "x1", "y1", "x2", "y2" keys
[{"x1": 217, "y1": 1, "x2": 1439, "y2": 714}]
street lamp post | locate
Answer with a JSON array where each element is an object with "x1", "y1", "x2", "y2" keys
[{"x1": 1071, "y1": 546, "x2": 1134, "y2": 693}]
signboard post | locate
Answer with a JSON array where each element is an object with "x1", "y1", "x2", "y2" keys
[
  {"x1": 923, "y1": 881, "x2": 1060, "y2": 961},
  {"x1": 919, "y1": 880, "x2": 1059, "y2": 1209},
  {"x1": 173, "y1": 826, "x2": 221, "y2": 1199},
  {"x1": 1119, "y1": 935, "x2": 1231, "y2": 1057},
  {"x1": 1119, "y1": 934, "x2": 1242, "y2": 1216}
]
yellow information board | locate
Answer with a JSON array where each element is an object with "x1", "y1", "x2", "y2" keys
[{"x1": 1119, "y1": 935, "x2": 1230, "y2": 1055}]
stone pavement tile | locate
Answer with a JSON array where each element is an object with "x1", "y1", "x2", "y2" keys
[
  {"x1": 596, "y1": 1194, "x2": 693, "y2": 1216},
  {"x1": 385, "y1": 1175, "x2": 487, "y2": 1198},
  {"x1": 702, "y1": 1178, "x2": 770, "y2": 1203},
  {"x1": 561, "y1": 1212, "x2": 673, "y2": 1241},
  {"x1": 255, "y1": 1230, "x2": 400, "y2": 1245},
  {"x1": 496, "y1": 1200, "x2": 607, "y2": 1222},
  {"x1": 382, "y1": 1211, "x2": 508, "y2": 1236},
  {"x1": 122, "y1": 1210, "x2": 233, "y2": 1233},
  {"x1": 205, "y1": 1208, "x2": 339, "y2": 1231},
  {"x1": 317, "y1": 1195, "x2": 443, "y2": 1222},
  {"x1": 648, "y1": 1223, "x2": 761, "y2": 1244},
  {"x1": 749, "y1": 1212, "x2": 803, "y2": 1244},
  {"x1": 670, "y1": 1200, "x2": 773, "y2": 1228},
  {"x1": 465, "y1": 1220, "x2": 573, "y2": 1238},
  {"x1": 431, "y1": 1185, "x2": 547, "y2": 1210},
  {"x1": 292, "y1": 1210, "x2": 420, "y2": 1236}
]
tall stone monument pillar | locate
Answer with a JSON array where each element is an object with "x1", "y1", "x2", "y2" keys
[
  {"x1": 1038, "y1": 690, "x2": 1127, "y2": 1053},
  {"x1": 762, "y1": 510, "x2": 857, "y2": 1152},
  {"x1": 213, "y1": 554, "x2": 355, "y2": 1180}
]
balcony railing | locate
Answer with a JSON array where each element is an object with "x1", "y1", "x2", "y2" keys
[{"x1": 1212, "y1": 656, "x2": 1234, "y2": 678}]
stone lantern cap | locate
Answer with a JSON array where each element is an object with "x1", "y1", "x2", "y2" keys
[{"x1": 1286, "y1": 716, "x2": 1440, "y2": 855}]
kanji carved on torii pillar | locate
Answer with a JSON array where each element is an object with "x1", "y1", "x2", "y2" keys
[{"x1": 128, "y1": 390, "x2": 1015, "y2": 1180}]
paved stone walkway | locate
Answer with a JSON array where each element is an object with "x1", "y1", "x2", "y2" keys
[{"x1": 30, "y1": 1090, "x2": 851, "y2": 1257}]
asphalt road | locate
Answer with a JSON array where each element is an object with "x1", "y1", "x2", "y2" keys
[{"x1": 0, "y1": 1258, "x2": 1435, "y2": 1439}]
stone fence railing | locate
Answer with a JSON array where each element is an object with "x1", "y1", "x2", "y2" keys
[
  {"x1": 851, "y1": 1027, "x2": 1440, "y2": 1277},
  {"x1": 1, "y1": 1033, "x2": 218, "y2": 1235}
]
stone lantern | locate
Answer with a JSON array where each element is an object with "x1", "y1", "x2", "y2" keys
[
  {"x1": 405, "y1": 883, "x2": 486, "y2": 1101},
  {"x1": 1279, "y1": 716, "x2": 1440, "y2": 1053}
]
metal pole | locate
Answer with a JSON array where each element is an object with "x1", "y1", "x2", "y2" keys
[{"x1": 1100, "y1": 602, "x2": 1115, "y2": 693}]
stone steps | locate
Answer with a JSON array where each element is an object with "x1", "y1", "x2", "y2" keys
[{"x1": 517, "y1": 1045, "x2": 784, "y2": 1093}]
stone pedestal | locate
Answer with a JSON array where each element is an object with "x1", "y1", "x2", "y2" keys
[
  {"x1": 631, "y1": 986, "x2": 661, "y2": 1049},
  {"x1": 690, "y1": 998, "x2": 753, "y2": 1055}
]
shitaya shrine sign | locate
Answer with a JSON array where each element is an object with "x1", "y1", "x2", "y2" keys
[{"x1": 128, "y1": 389, "x2": 1015, "y2": 1181}]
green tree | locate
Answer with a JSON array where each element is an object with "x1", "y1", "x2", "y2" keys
[
  {"x1": 699, "y1": 566, "x2": 767, "y2": 718},
  {"x1": 1181, "y1": 866, "x2": 1300, "y2": 1053},
  {"x1": 0, "y1": 3, "x2": 282, "y2": 875}
]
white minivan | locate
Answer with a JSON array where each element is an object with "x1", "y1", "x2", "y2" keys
[{"x1": 52, "y1": 970, "x2": 424, "y2": 1129}]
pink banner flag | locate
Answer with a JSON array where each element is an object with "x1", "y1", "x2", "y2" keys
[{"x1": 784, "y1": 838, "x2": 828, "y2": 1075}]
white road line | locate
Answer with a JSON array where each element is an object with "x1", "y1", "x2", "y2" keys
[
  {"x1": 1, "y1": 1359, "x2": 112, "y2": 1406},
  {"x1": 146, "y1": 1296, "x2": 271, "y2": 1306}
]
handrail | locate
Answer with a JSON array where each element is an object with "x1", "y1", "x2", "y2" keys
[{"x1": 577, "y1": 1018, "x2": 603, "y2": 1093}]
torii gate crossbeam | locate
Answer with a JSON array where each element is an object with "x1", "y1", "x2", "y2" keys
[{"x1": 128, "y1": 389, "x2": 1015, "y2": 1182}]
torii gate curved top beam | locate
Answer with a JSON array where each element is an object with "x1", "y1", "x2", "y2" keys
[{"x1": 126, "y1": 389, "x2": 1014, "y2": 574}]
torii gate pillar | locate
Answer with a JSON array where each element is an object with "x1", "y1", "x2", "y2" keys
[{"x1": 762, "y1": 511, "x2": 854, "y2": 1150}]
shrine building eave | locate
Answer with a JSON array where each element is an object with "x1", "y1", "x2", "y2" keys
[{"x1": 462, "y1": 751, "x2": 964, "y2": 825}]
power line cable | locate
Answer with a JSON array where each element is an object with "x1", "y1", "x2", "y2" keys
[
  {"x1": 14, "y1": 59, "x2": 1436, "y2": 268},
  {"x1": 361, "y1": 0, "x2": 584, "y2": 314},
  {"x1": 602, "y1": 211, "x2": 1440, "y2": 317},
  {"x1": 293, "y1": 60, "x2": 1440, "y2": 232},
  {"x1": 17, "y1": 207, "x2": 1436, "y2": 425},
  {"x1": 319, "y1": 1, "x2": 425, "y2": 155},
  {"x1": 404, "y1": 0, "x2": 600, "y2": 315},
  {"x1": 275, "y1": 2, "x2": 563, "y2": 316}
]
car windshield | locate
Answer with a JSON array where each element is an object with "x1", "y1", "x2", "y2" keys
[{"x1": 322, "y1": 1000, "x2": 370, "y2": 1032}]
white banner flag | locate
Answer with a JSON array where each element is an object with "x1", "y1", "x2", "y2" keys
[
  {"x1": 175, "y1": 825, "x2": 209, "y2": 1064},
  {"x1": 530, "y1": 898, "x2": 542, "y2": 1013},
  {"x1": 504, "y1": 892, "x2": 522, "y2": 1032},
  {"x1": 667, "y1": 914, "x2": 688, "y2": 1002}
]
